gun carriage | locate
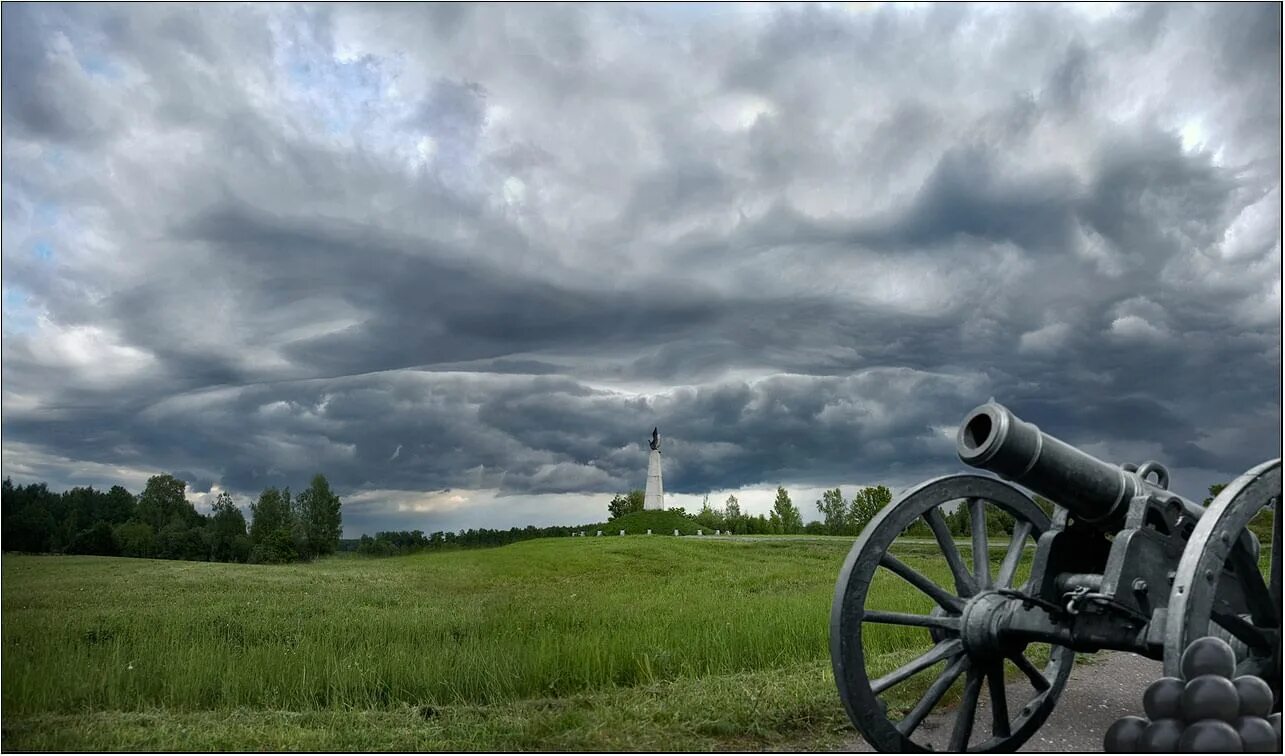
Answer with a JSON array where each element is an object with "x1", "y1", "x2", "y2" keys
[{"x1": 831, "y1": 401, "x2": 1281, "y2": 752}]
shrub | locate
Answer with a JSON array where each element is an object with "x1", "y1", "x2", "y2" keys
[
  {"x1": 114, "y1": 522, "x2": 156, "y2": 558},
  {"x1": 597, "y1": 509, "x2": 702, "y2": 535}
]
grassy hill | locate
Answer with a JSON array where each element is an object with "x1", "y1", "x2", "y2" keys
[{"x1": 1, "y1": 536, "x2": 1018, "y2": 751}]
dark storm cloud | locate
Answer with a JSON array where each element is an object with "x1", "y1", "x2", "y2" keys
[
  {"x1": 0, "y1": 6, "x2": 129, "y2": 146},
  {"x1": 2, "y1": 367, "x2": 982, "y2": 498},
  {"x1": 2, "y1": 3, "x2": 1279, "y2": 531}
]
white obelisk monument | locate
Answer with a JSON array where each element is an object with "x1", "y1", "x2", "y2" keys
[{"x1": 644, "y1": 427, "x2": 664, "y2": 510}]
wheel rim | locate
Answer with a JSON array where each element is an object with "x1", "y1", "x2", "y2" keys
[
  {"x1": 1165, "y1": 458, "x2": 1281, "y2": 708},
  {"x1": 831, "y1": 474, "x2": 1074, "y2": 752}
]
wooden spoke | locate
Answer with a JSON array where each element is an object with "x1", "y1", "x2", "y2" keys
[
  {"x1": 987, "y1": 662, "x2": 1011, "y2": 738},
  {"x1": 1228, "y1": 541, "x2": 1278, "y2": 627},
  {"x1": 996, "y1": 521, "x2": 1032, "y2": 590},
  {"x1": 969, "y1": 499, "x2": 990, "y2": 590},
  {"x1": 879, "y1": 553, "x2": 965, "y2": 613},
  {"x1": 896, "y1": 655, "x2": 969, "y2": 737},
  {"x1": 949, "y1": 670, "x2": 984, "y2": 751},
  {"x1": 863, "y1": 610, "x2": 961, "y2": 631},
  {"x1": 870, "y1": 639, "x2": 963, "y2": 696},
  {"x1": 1008, "y1": 652, "x2": 1051, "y2": 692},
  {"x1": 924, "y1": 507, "x2": 977, "y2": 596}
]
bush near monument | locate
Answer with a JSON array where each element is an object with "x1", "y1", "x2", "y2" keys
[
  {"x1": 607, "y1": 489, "x2": 646, "y2": 520},
  {"x1": 598, "y1": 508, "x2": 702, "y2": 535}
]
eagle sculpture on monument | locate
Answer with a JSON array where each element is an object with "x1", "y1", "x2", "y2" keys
[{"x1": 649, "y1": 427, "x2": 660, "y2": 452}]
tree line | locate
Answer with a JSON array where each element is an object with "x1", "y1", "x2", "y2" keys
[
  {"x1": 348, "y1": 524, "x2": 581, "y2": 556},
  {"x1": 1, "y1": 473, "x2": 342, "y2": 564},
  {"x1": 8, "y1": 473, "x2": 1254, "y2": 563},
  {"x1": 607, "y1": 484, "x2": 896, "y2": 536},
  {"x1": 605, "y1": 484, "x2": 1062, "y2": 539}
]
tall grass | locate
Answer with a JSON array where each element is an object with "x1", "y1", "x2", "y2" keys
[{"x1": 2, "y1": 536, "x2": 1020, "y2": 730}]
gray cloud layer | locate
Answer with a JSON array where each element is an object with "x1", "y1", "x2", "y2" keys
[{"x1": 2, "y1": 3, "x2": 1280, "y2": 531}]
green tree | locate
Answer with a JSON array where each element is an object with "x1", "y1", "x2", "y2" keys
[
  {"x1": 724, "y1": 494, "x2": 741, "y2": 519},
  {"x1": 135, "y1": 474, "x2": 191, "y2": 531},
  {"x1": 208, "y1": 492, "x2": 249, "y2": 562},
  {"x1": 69, "y1": 521, "x2": 118, "y2": 556},
  {"x1": 103, "y1": 485, "x2": 136, "y2": 524},
  {"x1": 695, "y1": 495, "x2": 726, "y2": 529},
  {"x1": 985, "y1": 505, "x2": 1016, "y2": 536},
  {"x1": 1202, "y1": 483, "x2": 1228, "y2": 507},
  {"x1": 816, "y1": 487, "x2": 847, "y2": 534},
  {"x1": 249, "y1": 487, "x2": 297, "y2": 563},
  {"x1": 61, "y1": 487, "x2": 99, "y2": 536},
  {"x1": 114, "y1": 521, "x2": 155, "y2": 557},
  {"x1": 947, "y1": 503, "x2": 971, "y2": 536},
  {"x1": 157, "y1": 517, "x2": 207, "y2": 560},
  {"x1": 849, "y1": 485, "x2": 892, "y2": 535},
  {"x1": 1, "y1": 480, "x2": 56, "y2": 552},
  {"x1": 297, "y1": 474, "x2": 343, "y2": 557},
  {"x1": 773, "y1": 486, "x2": 803, "y2": 534},
  {"x1": 608, "y1": 489, "x2": 645, "y2": 519}
]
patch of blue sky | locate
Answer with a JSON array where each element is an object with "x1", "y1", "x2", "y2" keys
[
  {"x1": 278, "y1": 22, "x2": 391, "y2": 141},
  {"x1": 42, "y1": 147, "x2": 66, "y2": 169},
  {"x1": 2, "y1": 285, "x2": 39, "y2": 335},
  {"x1": 324, "y1": 56, "x2": 386, "y2": 136},
  {"x1": 33, "y1": 241, "x2": 53, "y2": 262},
  {"x1": 34, "y1": 201, "x2": 60, "y2": 227},
  {"x1": 286, "y1": 61, "x2": 312, "y2": 87},
  {"x1": 80, "y1": 53, "x2": 125, "y2": 81}
]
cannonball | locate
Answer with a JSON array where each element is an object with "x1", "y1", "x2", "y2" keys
[
  {"x1": 1235, "y1": 715, "x2": 1277, "y2": 753},
  {"x1": 1178, "y1": 719, "x2": 1242, "y2": 752},
  {"x1": 1181, "y1": 636, "x2": 1237, "y2": 680},
  {"x1": 1144, "y1": 677, "x2": 1185, "y2": 721},
  {"x1": 1105, "y1": 714, "x2": 1149, "y2": 753},
  {"x1": 1139, "y1": 718, "x2": 1183, "y2": 752},
  {"x1": 1233, "y1": 676, "x2": 1274, "y2": 718},
  {"x1": 1268, "y1": 713, "x2": 1281, "y2": 746},
  {"x1": 1182, "y1": 675, "x2": 1241, "y2": 723}
]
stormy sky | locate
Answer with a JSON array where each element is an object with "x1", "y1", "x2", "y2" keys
[{"x1": 2, "y1": 3, "x2": 1280, "y2": 536}]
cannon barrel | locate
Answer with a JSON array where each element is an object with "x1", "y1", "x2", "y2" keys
[{"x1": 956, "y1": 401, "x2": 1147, "y2": 525}]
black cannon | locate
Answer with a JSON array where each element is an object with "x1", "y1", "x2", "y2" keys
[{"x1": 831, "y1": 400, "x2": 1281, "y2": 752}]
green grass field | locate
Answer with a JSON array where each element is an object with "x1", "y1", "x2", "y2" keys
[{"x1": 2, "y1": 536, "x2": 1024, "y2": 751}]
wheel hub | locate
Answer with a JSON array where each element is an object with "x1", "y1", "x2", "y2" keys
[{"x1": 959, "y1": 590, "x2": 1011, "y2": 659}]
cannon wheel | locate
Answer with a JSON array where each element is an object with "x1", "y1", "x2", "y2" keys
[
  {"x1": 1165, "y1": 458, "x2": 1281, "y2": 708},
  {"x1": 831, "y1": 474, "x2": 1074, "y2": 752}
]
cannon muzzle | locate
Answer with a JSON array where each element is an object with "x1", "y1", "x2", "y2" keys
[{"x1": 956, "y1": 401, "x2": 1145, "y2": 525}]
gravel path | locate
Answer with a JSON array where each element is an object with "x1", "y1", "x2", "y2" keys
[{"x1": 837, "y1": 651, "x2": 1161, "y2": 752}]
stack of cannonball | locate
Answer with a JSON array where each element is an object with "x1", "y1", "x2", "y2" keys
[{"x1": 1104, "y1": 637, "x2": 1281, "y2": 752}]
